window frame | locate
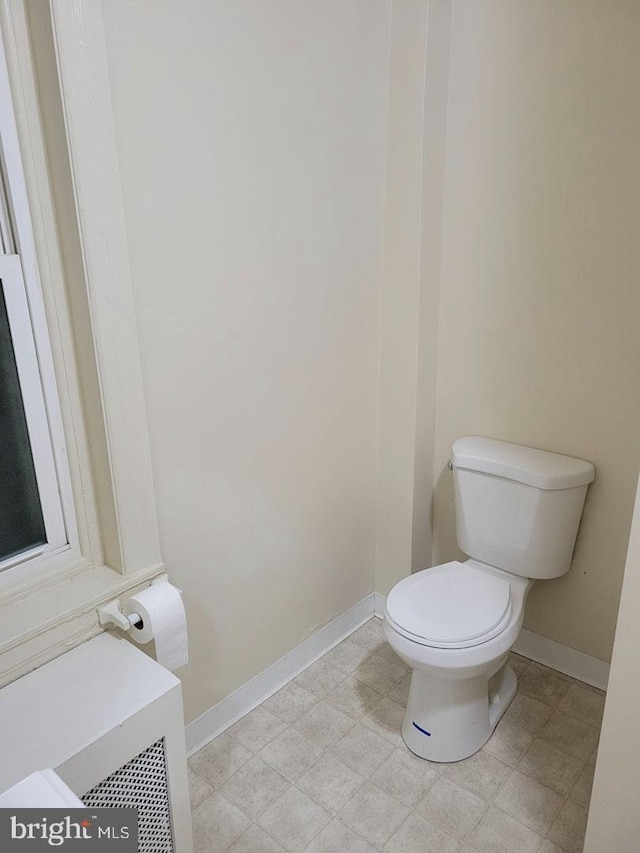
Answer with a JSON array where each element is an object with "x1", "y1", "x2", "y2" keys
[
  {"x1": 0, "y1": 0, "x2": 166, "y2": 686},
  {"x1": 0, "y1": 10, "x2": 82, "y2": 584},
  {"x1": 0, "y1": 253, "x2": 70, "y2": 573}
]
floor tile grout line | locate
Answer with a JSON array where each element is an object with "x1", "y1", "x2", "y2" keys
[
  {"x1": 504, "y1": 670, "x2": 604, "y2": 732},
  {"x1": 296, "y1": 766, "x2": 368, "y2": 819},
  {"x1": 298, "y1": 817, "x2": 373, "y2": 853},
  {"x1": 491, "y1": 762, "x2": 517, "y2": 801},
  {"x1": 462, "y1": 800, "x2": 547, "y2": 851},
  {"x1": 492, "y1": 762, "x2": 566, "y2": 843},
  {"x1": 452, "y1": 758, "x2": 514, "y2": 848},
  {"x1": 254, "y1": 820, "x2": 289, "y2": 852},
  {"x1": 252, "y1": 775, "x2": 335, "y2": 852},
  {"x1": 544, "y1": 773, "x2": 592, "y2": 852},
  {"x1": 500, "y1": 713, "x2": 599, "y2": 764},
  {"x1": 540, "y1": 706, "x2": 604, "y2": 732},
  {"x1": 512, "y1": 741, "x2": 590, "y2": 816},
  {"x1": 378, "y1": 802, "x2": 460, "y2": 852},
  {"x1": 458, "y1": 795, "x2": 491, "y2": 849},
  {"x1": 542, "y1": 787, "x2": 571, "y2": 849},
  {"x1": 540, "y1": 731, "x2": 592, "y2": 770},
  {"x1": 233, "y1": 817, "x2": 279, "y2": 852}
]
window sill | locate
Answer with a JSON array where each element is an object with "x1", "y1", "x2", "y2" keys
[{"x1": 0, "y1": 559, "x2": 166, "y2": 688}]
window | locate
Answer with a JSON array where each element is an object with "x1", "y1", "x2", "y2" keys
[
  {"x1": 0, "y1": 0, "x2": 165, "y2": 687},
  {"x1": 0, "y1": 21, "x2": 74, "y2": 580},
  {"x1": 0, "y1": 254, "x2": 68, "y2": 570}
]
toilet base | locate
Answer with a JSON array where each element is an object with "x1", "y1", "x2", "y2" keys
[{"x1": 401, "y1": 664, "x2": 517, "y2": 762}]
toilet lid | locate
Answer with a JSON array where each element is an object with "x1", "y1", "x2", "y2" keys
[{"x1": 385, "y1": 561, "x2": 511, "y2": 646}]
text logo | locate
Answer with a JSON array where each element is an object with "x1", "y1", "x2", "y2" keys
[{"x1": 0, "y1": 809, "x2": 137, "y2": 851}]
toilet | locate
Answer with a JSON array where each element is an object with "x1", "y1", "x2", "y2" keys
[{"x1": 384, "y1": 436, "x2": 595, "y2": 763}]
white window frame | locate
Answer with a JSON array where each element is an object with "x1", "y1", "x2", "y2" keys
[
  {"x1": 0, "y1": 254, "x2": 69, "y2": 574},
  {"x1": 0, "y1": 0, "x2": 166, "y2": 686},
  {"x1": 0, "y1": 14, "x2": 81, "y2": 588}
]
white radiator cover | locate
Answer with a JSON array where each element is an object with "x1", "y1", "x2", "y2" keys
[{"x1": 0, "y1": 632, "x2": 192, "y2": 853}]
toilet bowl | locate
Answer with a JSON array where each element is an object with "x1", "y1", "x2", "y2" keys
[
  {"x1": 384, "y1": 559, "x2": 532, "y2": 761},
  {"x1": 384, "y1": 437, "x2": 594, "y2": 763}
]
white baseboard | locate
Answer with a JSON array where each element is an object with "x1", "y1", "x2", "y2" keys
[
  {"x1": 513, "y1": 628, "x2": 609, "y2": 691},
  {"x1": 186, "y1": 591, "x2": 609, "y2": 755},
  {"x1": 185, "y1": 593, "x2": 376, "y2": 756}
]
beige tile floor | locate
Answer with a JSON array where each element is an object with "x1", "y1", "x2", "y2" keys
[{"x1": 188, "y1": 617, "x2": 603, "y2": 853}]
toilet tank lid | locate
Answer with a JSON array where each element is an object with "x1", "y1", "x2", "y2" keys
[{"x1": 452, "y1": 437, "x2": 595, "y2": 490}]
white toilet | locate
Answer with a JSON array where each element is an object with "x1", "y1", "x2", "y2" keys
[{"x1": 384, "y1": 436, "x2": 595, "y2": 763}]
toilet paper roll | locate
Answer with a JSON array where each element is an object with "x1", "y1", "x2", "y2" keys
[{"x1": 123, "y1": 581, "x2": 188, "y2": 671}]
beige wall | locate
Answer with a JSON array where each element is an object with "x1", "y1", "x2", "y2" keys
[
  {"x1": 375, "y1": 0, "x2": 453, "y2": 596},
  {"x1": 80, "y1": 0, "x2": 639, "y2": 727},
  {"x1": 100, "y1": 0, "x2": 390, "y2": 722},
  {"x1": 432, "y1": 0, "x2": 640, "y2": 663},
  {"x1": 585, "y1": 479, "x2": 640, "y2": 849},
  {"x1": 376, "y1": 0, "x2": 430, "y2": 594}
]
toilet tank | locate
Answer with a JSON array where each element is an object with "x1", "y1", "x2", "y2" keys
[{"x1": 451, "y1": 437, "x2": 595, "y2": 579}]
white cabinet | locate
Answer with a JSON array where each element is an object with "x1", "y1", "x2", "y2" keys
[{"x1": 0, "y1": 633, "x2": 193, "y2": 852}]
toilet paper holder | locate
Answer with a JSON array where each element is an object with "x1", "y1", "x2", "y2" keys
[
  {"x1": 97, "y1": 577, "x2": 188, "y2": 671},
  {"x1": 98, "y1": 599, "x2": 144, "y2": 632},
  {"x1": 97, "y1": 575, "x2": 175, "y2": 634}
]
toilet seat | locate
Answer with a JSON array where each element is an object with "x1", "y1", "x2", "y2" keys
[{"x1": 385, "y1": 561, "x2": 512, "y2": 649}]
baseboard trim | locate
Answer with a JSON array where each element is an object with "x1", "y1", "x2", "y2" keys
[
  {"x1": 513, "y1": 628, "x2": 609, "y2": 691},
  {"x1": 186, "y1": 591, "x2": 609, "y2": 755},
  {"x1": 185, "y1": 593, "x2": 376, "y2": 755}
]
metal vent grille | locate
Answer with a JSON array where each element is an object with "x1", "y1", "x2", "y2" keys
[{"x1": 82, "y1": 738, "x2": 174, "y2": 853}]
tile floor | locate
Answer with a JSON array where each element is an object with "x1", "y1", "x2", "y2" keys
[{"x1": 188, "y1": 617, "x2": 603, "y2": 853}]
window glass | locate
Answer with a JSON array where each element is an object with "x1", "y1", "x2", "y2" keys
[{"x1": 0, "y1": 280, "x2": 46, "y2": 561}]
